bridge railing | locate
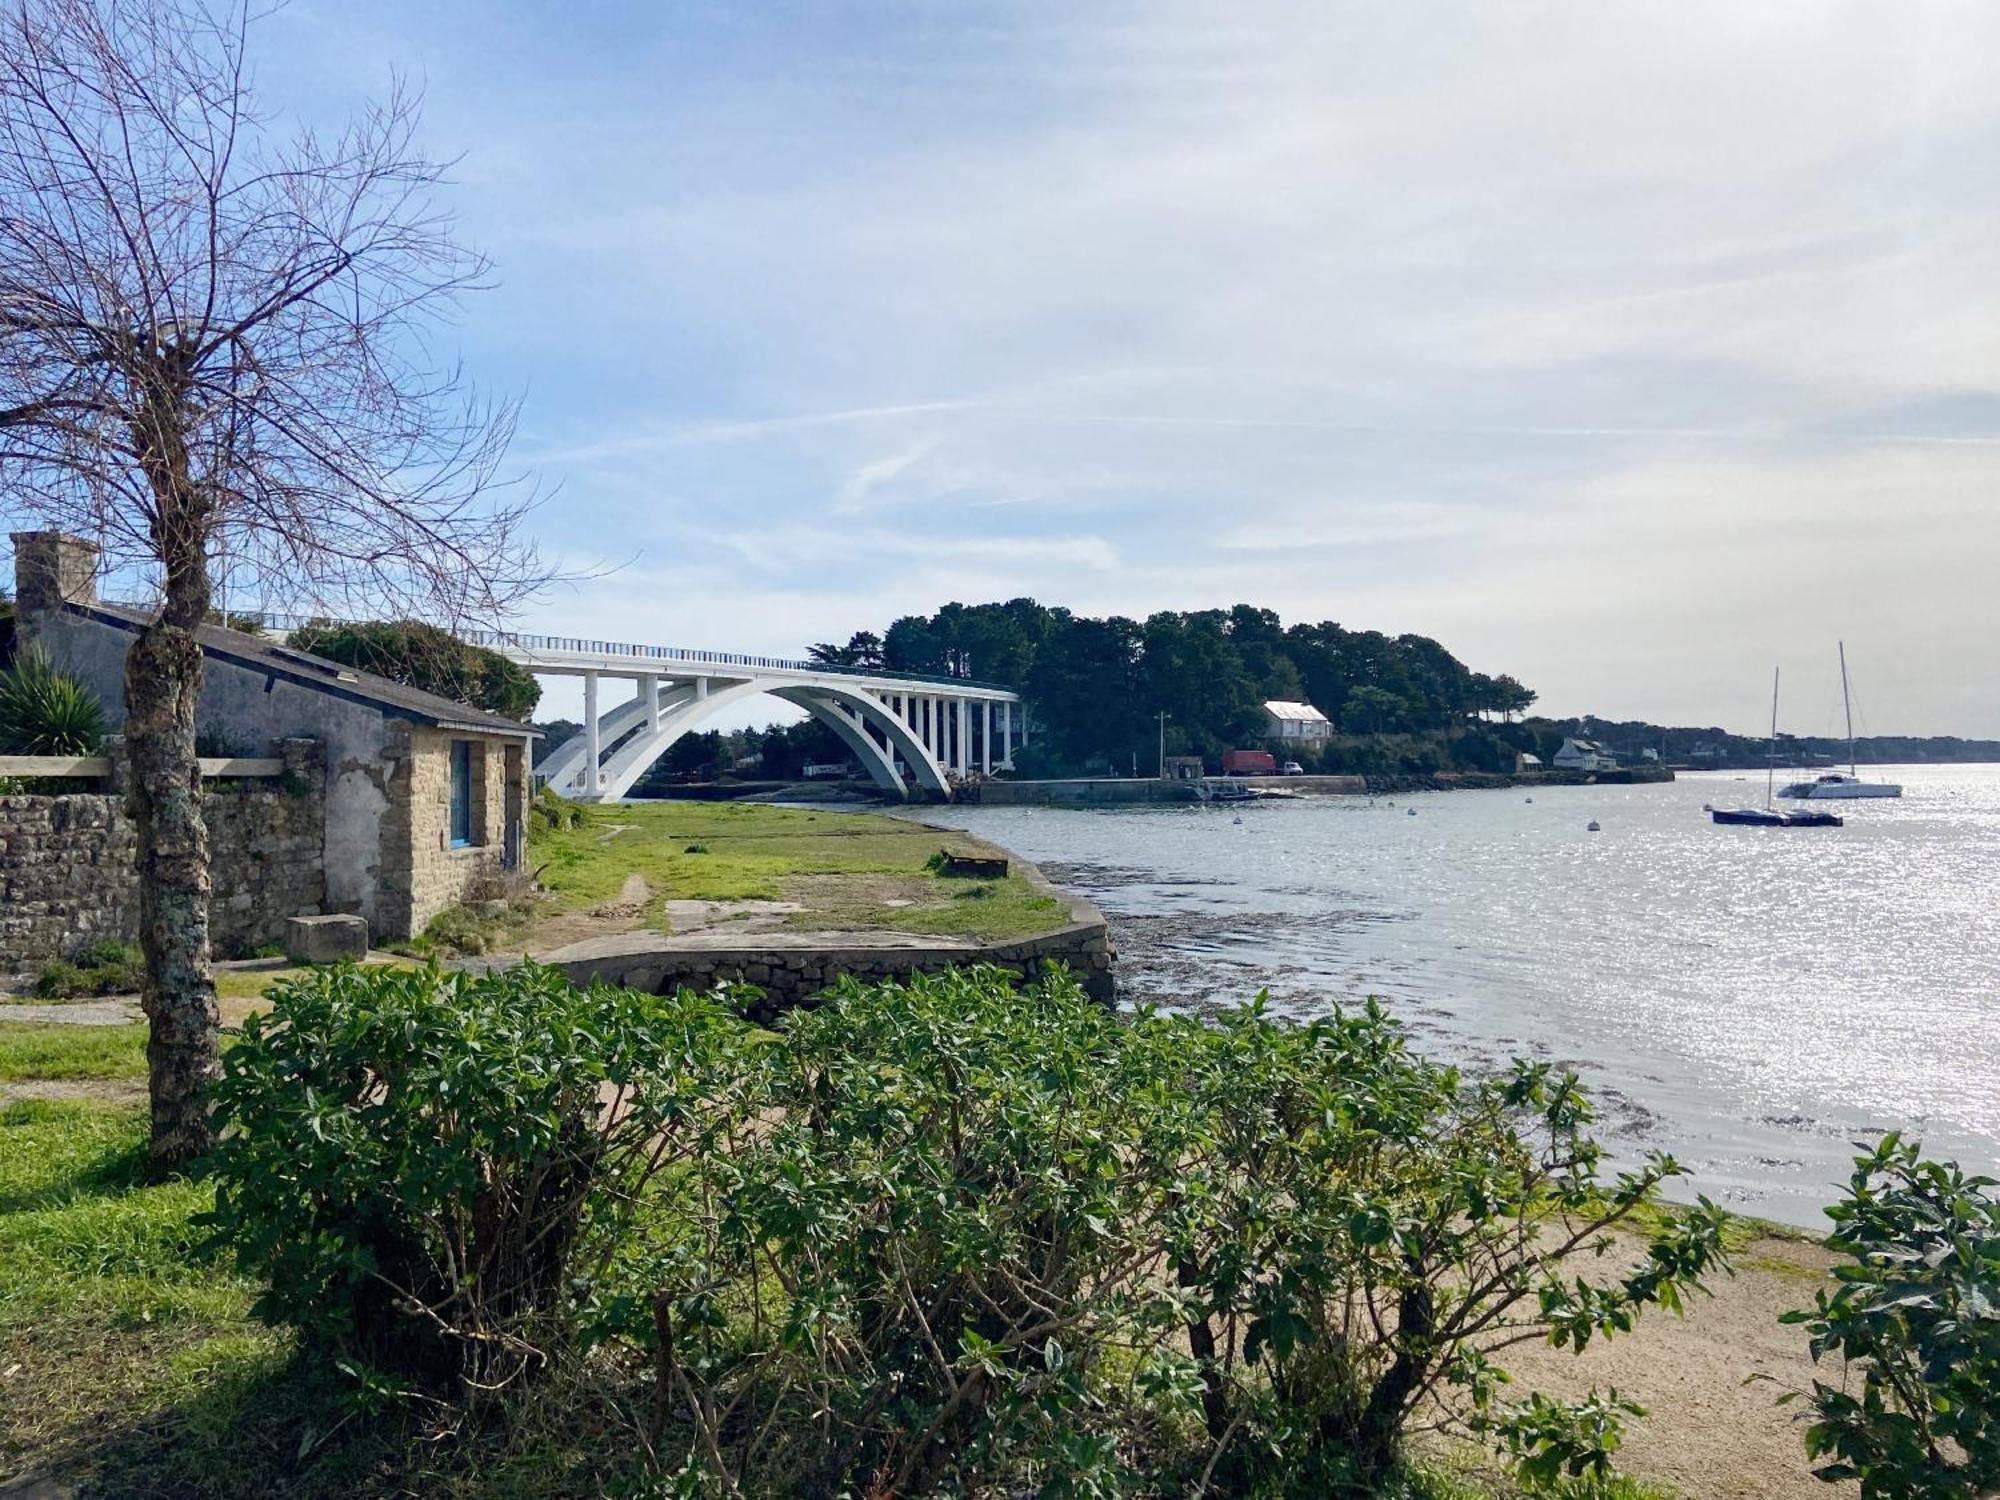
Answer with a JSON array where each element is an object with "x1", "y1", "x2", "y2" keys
[
  {"x1": 103, "y1": 600, "x2": 1018, "y2": 695},
  {"x1": 456, "y1": 630, "x2": 1014, "y2": 692}
]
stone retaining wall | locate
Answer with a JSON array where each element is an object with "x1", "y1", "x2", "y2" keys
[
  {"x1": 0, "y1": 739, "x2": 327, "y2": 965},
  {"x1": 543, "y1": 913, "x2": 1115, "y2": 1020}
]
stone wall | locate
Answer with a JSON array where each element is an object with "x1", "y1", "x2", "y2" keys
[
  {"x1": 380, "y1": 723, "x2": 528, "y2": 941},
  {"x1": 540, "y1": 913, "x2": 1116, "y2": 1021},
  {"x1": 0, "y1": 742, "x2": 327, "y2": 965}
]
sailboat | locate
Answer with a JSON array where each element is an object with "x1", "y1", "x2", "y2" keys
[
  {"x1": 1778, "y1": 643, "x2": 1901, "y2": 800},
  {"x1": 1711, "y1": 667, "x2": 1843, "y2": 828}
]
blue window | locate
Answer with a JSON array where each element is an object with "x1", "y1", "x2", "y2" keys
[{"x1": 449, "y1": 740, "x2": 473, "y2": 847}]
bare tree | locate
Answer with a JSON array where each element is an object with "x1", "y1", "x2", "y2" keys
[{"x1": 0, "y1": 0, "x2": 543, "y2": 1171}]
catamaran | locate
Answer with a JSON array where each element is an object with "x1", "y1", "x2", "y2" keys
[
  {"x1": 1778, "y1": 642, "x2": 1900, "y2": 800},
  {"x1": 1711, "y1": 666, "x2": 1843, "y2": 828}
]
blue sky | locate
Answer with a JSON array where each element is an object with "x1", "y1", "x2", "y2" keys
[{"x1": 248, "y1": 2, "x2": 2000, "y2": 737}]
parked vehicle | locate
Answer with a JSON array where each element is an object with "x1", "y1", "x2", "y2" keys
[
  {"x1": 1220, "y1": 749, "x2": 1278, "y2": 776},
  {"x1": 801, "y1": 761, "x2": 853, "y2": 780},
  {"x1": 1280, "y1": 761, "x2": 1305, "y2": 776}
]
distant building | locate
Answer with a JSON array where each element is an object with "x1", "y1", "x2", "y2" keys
[
  {"x1": 1514, "y1": 751, "x2": 1544, "y2": 774},
  {"x1": 1262, "y1": 699, "x2": 1333, "y2": 743},
  {"x1": 1553, "y1": 737, "x2": 1618, "y2": 772},
  {"x1": 1162, "y1": 755, "x2": 1206, "y2": 781}
]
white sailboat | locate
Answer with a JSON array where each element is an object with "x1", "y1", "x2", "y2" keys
[{"x1": 1778, "y1": 643, "x2": 1901, "y2": 800}]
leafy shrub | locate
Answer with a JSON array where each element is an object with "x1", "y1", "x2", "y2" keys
[
  {"x1": 1781, "y1": 1135, "x2": 1999, "y2": 1498},
  {"x1": 0, "y1": 644, "x2": 106, "y2": 755},
  {"x1": 626, "y1": 965, "x2": 1145, "y2": 1496},
  {"x1": 203, "y1": 962, "x2": 748, "y2": 1388},
  {"x1": 534, "y1": 784, "x2": 582, "y2": 830},
  {"x1": 1115, "y1": 997, "x2": 1729, "y2": 1494},
  {"x1": 33, "y1": 940, "x2": 142, "y2": 997},
  {"x1": 31, "y1": 960, "x2": 88, "y2": 999},
  {"x1": 288, "y1": 618, "x2": 540, "y2": 721},
  {"x1": 624, "y1": 972, "x2": 1722, "y2": 1496}
]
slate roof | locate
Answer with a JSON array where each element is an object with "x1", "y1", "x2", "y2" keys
[{"x1": 73, "y1": 600, "x2": 536, "y2": 739}]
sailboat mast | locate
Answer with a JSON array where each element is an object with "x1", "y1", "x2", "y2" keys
[
  {"x1": 1767, "y1": 664, "x2": 1780, "y2": 808},
  {"x1": 1839, "y1": 640, "x2": 1856, "y2": 776}
]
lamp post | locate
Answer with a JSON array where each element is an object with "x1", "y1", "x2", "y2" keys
[{"x1": 1157, "y1": 710, "x2": 1169, "y2": 779}]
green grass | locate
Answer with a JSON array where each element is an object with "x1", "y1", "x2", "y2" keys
[
  {"x1": 0, "y1": 1021, "x2": 148, "y2": 1081},
  {"x1": 0, "y1": 1095, "x2": 395, "y2": 1498},
  {"x1": 531, "y1": 799, "x2": 1071, "y2": 941}
]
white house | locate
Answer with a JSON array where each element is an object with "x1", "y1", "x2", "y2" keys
[
  {"x1": 1262, "y1": 700, "x2": 1333, "y2": 742},
  {"x1": 1553, "y1": 737, "x2": 1618, "y2": 772}
]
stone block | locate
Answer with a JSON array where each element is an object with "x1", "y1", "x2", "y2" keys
[{"x1": 285, "y1": 913, "x2": 369, "y2": 964}]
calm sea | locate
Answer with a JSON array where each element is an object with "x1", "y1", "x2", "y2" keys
[{"x1": 921, "y1": 765, "x2": 2000, "y2": 1227}]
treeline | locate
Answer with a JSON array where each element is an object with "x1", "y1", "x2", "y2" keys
[
  {"x1": 1540, "y1": 715, "x2": 2000, "y2": 770},
  {"x1": 810, "y1": 600, "x2": 1536, "y2": 776}
]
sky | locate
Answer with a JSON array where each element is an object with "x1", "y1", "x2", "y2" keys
[{"x1": 242, "y1": 1, "x2": 2000, "y2": 737}]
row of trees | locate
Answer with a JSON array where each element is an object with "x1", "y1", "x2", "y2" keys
[{"x1": 814, "y1": 601, "x2": 1536, "y2": 775}]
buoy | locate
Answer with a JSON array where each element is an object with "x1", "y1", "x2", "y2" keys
[
  {"x1": 1525, "y1": 796, "x2": 1534, "y2": 804},
  {"x1": 1407, "y1": 807, "x2": 1418, "y2": 817},
  {"x1": 1232, "y1": 815, "x2": 1243, "y2": 825},
  {"x1": 1587, "y1": 819, "x2": 1601, "y2": 831}
]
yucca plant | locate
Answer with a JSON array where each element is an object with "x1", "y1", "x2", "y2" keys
[{"x1": 0, "y1": 644, "x2": 107, "y2": 755}]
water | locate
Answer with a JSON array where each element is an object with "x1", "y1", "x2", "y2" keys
[{"x1": 921, "y1": 766, "x2": 2000, "y2": 1227}]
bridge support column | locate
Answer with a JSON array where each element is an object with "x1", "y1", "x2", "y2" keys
[
  {"x1": 646, "y1": 675, "x2": 661, "y2": 733},
  {"x1": 982, "y1": 701, "x2": 992, "y2": 774},
  {"x1": 1001, "y1": 701, "x2": 1013, "y2": 768},
  {"x1": 955, "y1": 698, "x2": 968, "y2": 775},
  {"x1": 584, "y1": 670, "x2": 601, "y2": 794}
]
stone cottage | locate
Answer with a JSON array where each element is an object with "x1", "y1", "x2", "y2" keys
[{"x1": 8, "y1": 531, "x2": 534, "y2": 944}]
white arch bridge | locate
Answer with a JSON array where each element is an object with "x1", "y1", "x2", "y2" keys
[{"x1": 461, "y1": 631, "x2": 1024, "y2": 803}]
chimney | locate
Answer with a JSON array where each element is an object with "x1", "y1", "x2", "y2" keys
[{"x1": 10, "y1": 531, "x2": 99, "y2": 615}]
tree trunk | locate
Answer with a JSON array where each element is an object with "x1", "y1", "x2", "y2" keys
[{"x1": 126, "y1": 511, "x2": 219, "y2": 1174}]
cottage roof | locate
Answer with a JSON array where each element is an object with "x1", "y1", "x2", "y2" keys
[
  {"x1": 73, "y1": 600, "x2": 537, "y2": 739},
  {"x1": 1262, "y1": 699, "x2": 1329, "y2": 723}
]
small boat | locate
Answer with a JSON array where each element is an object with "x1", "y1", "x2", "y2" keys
[
  {"x1": 1586, "y1": 819, "x2": 1600, "y2": 831},
  {"x1": 1778, "y1": 771, "x2": 1900, "y2": 801},
  {"x1": 1711, "y1": 806, "x2": 1787, "y2": 826},
  {"x1": 1712, "y1": 666, "x2": 1843, "y2": 829},
  {"x1": 1776, "y1": 644, "x2": 1900, "y2": 800}
]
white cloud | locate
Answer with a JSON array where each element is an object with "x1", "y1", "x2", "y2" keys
[{"x1": 264, "y1": 0, "x2": 2000, "y2": 735}]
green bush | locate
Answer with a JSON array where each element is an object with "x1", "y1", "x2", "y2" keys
[
  {"x1": 1114, "y1": 997, "x2": 1728, "y2": 1494},
  {"x1": 203, "y1": 962, "x2": 748, "y2": 1388},
  {"x1": 626, "y1": 972, "x2": 1723, "y2": 1496},
  {"x1": 534, "y1": 784, "x2": 582, "y2": 830},
  {"x1": 33, "y1": 940, "x2": 142, "y2": 998},
  {"x1": 629, "y1": 965, "x2": 1145, "y2": 1496},
  {"x1": 0, "y1": 644, "x2": 106, "y2": 756},
  {"x1": 288, "y1": 619, "x2": 540, "y2": 721},
  {"x1": 199, "y1": 962, "x2": 1725, "y2": 1493},
  {"x1": 1781, "y1": 1135, "x2": 1999, "y2": 1498}
]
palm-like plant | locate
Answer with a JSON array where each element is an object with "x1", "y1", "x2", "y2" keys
[{"x1": 0, "y1": 645, "x2": 107, "y2": 755}]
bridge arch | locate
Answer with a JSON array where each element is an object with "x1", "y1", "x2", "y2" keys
[{"x1": 536, "y1": 676, "x2": 953, "y2": 802}]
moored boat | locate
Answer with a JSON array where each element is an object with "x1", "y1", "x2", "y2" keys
[
  {"x1": 1776, "y1": 644, "x2": 1901, "y2": 800},
  {"x1": 1711, "y1": 667, "x2": 1843, "y2": 828}
]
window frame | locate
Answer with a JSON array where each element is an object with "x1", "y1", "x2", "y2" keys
[{"x1": 449, "y1": 738, "x2": 474, "y2": 849}]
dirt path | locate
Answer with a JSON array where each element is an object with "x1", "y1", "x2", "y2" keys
[{"x1": 1493, "y1": 1231, "x2": 1848, "y2": 1499}]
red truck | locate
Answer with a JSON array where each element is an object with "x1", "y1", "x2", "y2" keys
[{"x1": 1219, "y1": 749, "x2": 1277, "y2": 776}]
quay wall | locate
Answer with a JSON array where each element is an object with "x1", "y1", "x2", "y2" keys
[{"x1": 543, "y1": 915, "x2": 1115, "y2": 1022}]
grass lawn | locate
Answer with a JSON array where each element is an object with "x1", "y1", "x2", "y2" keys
[
  {"x1": 0, "y1": 1021, "x2": 148, "y2": 1082},
  {"x1": 529, "y1": 799, "x2": 1070, "y2": 942}
]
